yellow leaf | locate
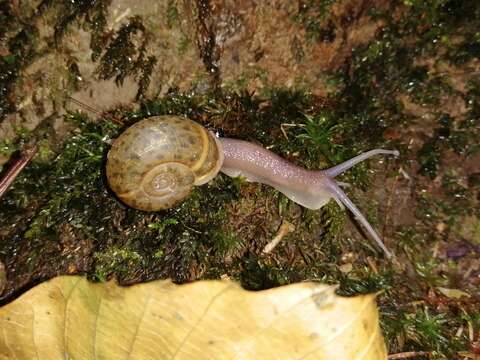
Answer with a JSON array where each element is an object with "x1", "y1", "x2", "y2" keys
[{"x1": 0, "y1": 276, "x2": 387, "y2": 359}]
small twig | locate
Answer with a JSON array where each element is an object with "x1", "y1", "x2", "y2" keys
[
  {"x1": 388, "y1": 351, "x2": 431, "y2": 359},
  {"x1": 280, "y1": 123, "x2": 305, "y2": 140},
  {"x1": 179, "y1": 220, "x2": 202, "y2": 234},
  {"x1": 67, "y1": 96, "x2": 124, "y2": 124},
  {"x1": 262, "y1": 220, "x2": 295, "y2": 254},
  {"x1": 0, "y1": 144, "x2": 38, "y2": 199}
]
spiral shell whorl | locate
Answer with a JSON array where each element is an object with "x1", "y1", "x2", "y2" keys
[{"x1": 106, "y1": 116, "x2": 223, "y2": 211}]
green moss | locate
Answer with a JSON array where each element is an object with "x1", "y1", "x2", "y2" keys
[
  {"x1": 176, "y1": 35, "x2": 190, "y2": 55},
  {"x1": 0, "y1": 16, "x2": 38, "y2": 120},
  {"x1": 166, "y1": 0, "x2": 180, "y2": 28},
  {"x1": 137, "y1": 92, "x2": 206, "y2": 120},
  {"x1": 93, "y1": 246, "x2": 144, "y2": 282},
  {"x1": 382, "y1": 306, "x2": 465, "y2": 359},
  {"x1": 209, "y1": 229, "x2": 240, "y2": 255},
  {"x1": 297, "y1": 113, "x2": 345, "y2": 165},
  {"x1": 417, "y1": 114, "x2": 479, "y2": 179},
  {"x1": 148, "y1": 218, "x2": 179, "y2": 234},
  {"x1": 405, "y1": 70, "x2": 452, "y2": 106},
  {"x1": 95, "y1": 16, "x2": 157, "y2": 100},
  {"x1": 0, "y1": 138, "x2": 16, "y2": 158},
  {"x1": 399, "y1": 0, "x2": 480, "y2": 53},
  {"x1": 396, "y1": 226, "x2": 430, "y2": 254},
  {"x1": 414, "y1": 259, "x2": 447, "y2": 287},
  {"x1": 295, "y1": 0, "x2": 337, "y2": 43},
  {"x1": 337, "y1": 268, "x2": 394, "y2": 296},
  {"x1": 0, "y1": 0, "x2": 110, "y2": 122},
  {"x1": 241, "y1": 255, "x2": 299, "y2": 290},
  {"x1": 42, "y1": 0, "x2": 110, "y2": 46},
  {"x1": 3, "y1": 113, "x2": 115, "y2": 234}
]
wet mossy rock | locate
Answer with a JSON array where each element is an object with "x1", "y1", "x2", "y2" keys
[{"x1": 0, "y1": 276, "x2": 387, "y2": 360}]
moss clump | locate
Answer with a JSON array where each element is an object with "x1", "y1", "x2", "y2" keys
[
  {"x1": 34, "y1": 0, "x2": 110, "y2": 46},
  {"x1": 382, "y1": 306, "x2": 466, "y2": 357},
  {"x1": 93, "y1": 246, "x2": 144, "y2": 282},
  {"x1": 0, "y1": 13, "x2": 38, "y2": 120},
  {"x1": 418, "y1": 113, "x2": 479, "y2": 179},
  {"x1": 0, "y1": 0, "x2": 110, "y2": 122},
  {"x1": 294, "y1": 0, "x2": 337, "y2": 43},
  {"x1": 94, "y1": 16, "x2": 157, "y2": 100}
]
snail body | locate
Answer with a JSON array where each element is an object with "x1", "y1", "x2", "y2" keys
[{"x1": 106, "y1": 115, "x2": 398, "y2": 257}]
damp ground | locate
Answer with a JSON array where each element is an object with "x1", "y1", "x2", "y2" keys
[{"x1": 0, "y1": 1, "x2": 479, "y2": 358}]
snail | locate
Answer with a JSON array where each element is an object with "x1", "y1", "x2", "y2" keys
[{"x1": 106, "y1": 115, "x2": 399, "y2": 257}]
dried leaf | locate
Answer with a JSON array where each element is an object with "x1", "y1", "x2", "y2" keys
[
  {"x1": 0, "y1": 276, "x2": 387, "y2": 359},
  {"x1": 437, "y1": 287, "x2": 471, "y2": 299}
]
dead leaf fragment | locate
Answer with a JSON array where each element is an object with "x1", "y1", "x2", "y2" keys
[
  {"x1": 437, "y1": 287, "x2": 471, "y2": 299},
  {"x1": 0, "y1": 276, "x2": 387, "y2": 359}
]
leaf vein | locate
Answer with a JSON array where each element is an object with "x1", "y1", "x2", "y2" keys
[
  {"x1": 296, "y1": 295, "x2": 375, "y2": 360},
  {"x1": 63, "y1": 278, "x2": 82, "y2": 359},
  {"x1": 171, "y1": 283, "x2": 233, "y2": 359},
  {"x1": 126, "y1": 292, "x2": 153, "y2": 359}
]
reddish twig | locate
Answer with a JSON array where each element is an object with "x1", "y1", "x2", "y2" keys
[{"x1": 0, "y1": 145, "x2": 38, "y2": 199}]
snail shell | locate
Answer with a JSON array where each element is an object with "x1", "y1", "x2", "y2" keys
[{"x1": 106, "y1": 115, "x2": 224, "y2": 211}]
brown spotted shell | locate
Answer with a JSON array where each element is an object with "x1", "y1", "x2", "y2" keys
[{"x1": 106, "y1": 116, "x2": 224, "y2": 211}]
